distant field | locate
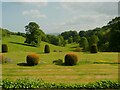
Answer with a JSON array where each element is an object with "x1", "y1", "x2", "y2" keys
[{"x1": 1, "y1": 35, "x2": 119, "y2": 84}]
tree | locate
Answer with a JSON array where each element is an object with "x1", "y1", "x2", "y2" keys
[
  {"x1": 61, "y1": 30, "x2": 79, "y2": 43},
  {"x1": 73, "y1": 35, "x2": 80, "y2": 43},
  {"x1": 109, "y1": 30, "x2": 120, "y2": 52},
  {"x1": 79, "y1": 31, "x2": 86, "y2": 37},
  {"x1": 47, "y1": 35, "x2": 60, "y2": 46},
  {"x1": 89, "y1": 35, "x2": 99, "y2": 46},
  {"x1": 108, "y1": 17, "x2": 120, "y2": 52},
  {"x1": 68, "y1": 36, "x2": 73, "y2": 43},
  {"x1": 58, "y1": 35, "x2": 66, "y2": 46},
  {"x1": 24, "y1": 22, "x2": 42, "y2": 46},
  {"x1": 79, "y1": 37, "x2": 89, "y2": 51}
]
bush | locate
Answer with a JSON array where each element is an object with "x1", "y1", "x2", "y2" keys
[
  {"x1": 2, "y1": 44, "x2": 8, "y2": 53},
  {"x1": 75, "y1": 47, "x2": 81, "y2": 52},
  {"x1": 44, "y1": 45, "x2": 50, "y2": 53},
  {"x1": 2, "y1": 79, "x2": 120, "y2": 89},
  {"x1": 59, "y1": 50, "x2": 62, "y2": 52},
  {"x1": 53, "y1": 50, "x2": 57, "y2": 52},
  {"x1": 64, "y1": 53, "x2": 78, "y2": 66},
  {"x1": 26, "y1": 53, "x2": 40, "y2": 66},
  {"x1": 90, "y1": 44, "x2": 98, "y2": 53},
  {"x1": 53, "y1": 59, "x2": 63, "y2": 65}
]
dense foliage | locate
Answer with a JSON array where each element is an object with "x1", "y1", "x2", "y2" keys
[
  {"x1": 79, "y1": 37, "x2": 89, "y2": 51},
  {"x1": 26, "y1": 53, "x2": 40, "y2": 66},
  {"x1": 61, "y1": 30, "x2": 80, "y2": 43},
  {"x1": 64, "y1": 53, "x2": 78, "y2": 66},
  {"x1": 108, "y1": 17, "x2": 120, "y2": 52},
  {"x1": 2, "y1": 44, "x2": 8, "y2": 53},
  {"x1": 24, "y1": 22, "x2": 45, "y2": 46},
  {"x1": 44, "y1": 45, "x2": 50, "y2": 53},
  {"x1": 1, "y1": 16, "x2": 120, "y2": 52},
  {"x1": 46, "y1": 35, "x2": 66, "y2": 46},
  {"x1": 1, "y1": 78, "x2": 120, "y2": 89}
]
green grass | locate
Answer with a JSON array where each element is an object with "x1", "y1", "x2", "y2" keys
[{"x1": 1, "y1": 35, "x2": 119, "y2": 84}]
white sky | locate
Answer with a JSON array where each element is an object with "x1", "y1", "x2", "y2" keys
[{"x1": 1, "y1": 0, "x2": 119, "y2": 34}]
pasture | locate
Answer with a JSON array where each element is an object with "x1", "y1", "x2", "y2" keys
[{"x1": 2, "y1": 35, "x2": 119, "y2": 84}]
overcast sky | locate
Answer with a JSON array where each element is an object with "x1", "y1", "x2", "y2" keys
[{"x1": 1, "y1": 0, "x2": 119, "y2": 34}]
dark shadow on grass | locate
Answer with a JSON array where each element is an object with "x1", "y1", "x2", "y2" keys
[
  {"x1": 17, "y1": 63, "x2": 29, "y2": 66},
  {"x1": 54, "y1": 63, "x2": 78, "y2": 66},
  {"x1": 9, "y1": 41, "x2": 35, "y2": 47},
  {"x1": 93, "y1": 62, "x2": 120, "y2": 64},
  {"x1": 83, "y1": 52, "x2": 92, "y2": 54},
  {"x1": 55, "y1": 62, "x2": 120, "y2": 66},
  {"x1": 17, "y1": 62, "x2": 36, "y2": 66}
]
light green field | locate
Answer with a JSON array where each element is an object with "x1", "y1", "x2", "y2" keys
[{"x1": 1, "y1": 35, "x2": 119, "y2": 84}]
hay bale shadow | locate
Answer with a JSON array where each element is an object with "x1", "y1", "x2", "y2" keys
[{"x1": 17, "y1": 63, "x2": 29, "y2": 66}]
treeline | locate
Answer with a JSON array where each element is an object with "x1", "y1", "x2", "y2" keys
[
  {"x1": 0, "y1": 28, "x2": 25, "y2": 37},
  {"x1": 78, "y1": 17, "x2": 120, "y2": 52},
  {"x1": 0, "y1": 28, "x2": 11, "y2": 37},
  {"x1": 1, "y1": 17, "x2": 120, "y2": 52}
]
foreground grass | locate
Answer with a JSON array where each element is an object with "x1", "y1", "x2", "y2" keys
[{"x1": 1, "y1": 35, "x2": 119, "y2": 84}]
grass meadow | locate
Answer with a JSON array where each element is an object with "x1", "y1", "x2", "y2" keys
[{"x1": 1, "y1": 35, "x2": 119, "y2": 84}]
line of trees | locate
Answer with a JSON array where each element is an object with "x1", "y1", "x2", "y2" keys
[{"x1": 1, "y1": 16, "x2": 120, "y2": 52}]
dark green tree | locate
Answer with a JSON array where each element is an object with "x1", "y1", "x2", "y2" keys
[
  {"x1": 79, "y1": 31, "x2": 86, "y2": 37},
  {"x1": 61, "y1": 30, "x2": 79, "y2": 43},
  {"x1": 108, "y1": 17, "x2": 120, "y2": 52},
  {"x1": 58, "y1": 35, "x2": 66, "y2": 46},
  {"x1": 89, "y1": 35, "x2": 99, "y2": 46},
  {"x1": 68, "y1": 36, "x2": 73, "y2": 43},
  {"x1": 24, "y1": 22, "x2": 42, "y2": 46},
  {"x1": 80, "y1": 37, "x2": 89, "y2": 51}
]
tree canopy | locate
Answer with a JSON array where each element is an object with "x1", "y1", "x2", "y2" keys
[{"x1": 24, "y1": 22, "x2": 43, "y2": 46}]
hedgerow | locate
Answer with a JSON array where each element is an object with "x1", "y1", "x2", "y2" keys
[{"x1": 1, "y1": 78, "x2": 120, "y2": 89}]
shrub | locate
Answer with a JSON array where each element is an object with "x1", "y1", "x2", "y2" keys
[
  {"x1": 90, "y1": 44, "x2": 98, "y2": 53},
  {"x1": 2, "y1": 44, "x2": 8, "y2": 53},
  {"x1": 53, "y1": 50, "x2": 57, "y2": 52},
  {"x1": 64, "y1": 53, "x2": 78, "y2": 66},
  {"x1": 2, "y1": 79, "x2": 119, "y2": 89},
  {"x1": 26, "y1": 53, "x2": 40, "y2": 66},
  {"x1": 59, "y1": 50, "x2": 62, "y2": 52},
  {"x1": 44, "y1": 45, "x2": 50, "y2": 53},
  {"x1": 53, "y1": 59, "x2": 63, "y2": 65},
  {"x1": 75, "y1": 47, "x2": 81, "y2": 52}
]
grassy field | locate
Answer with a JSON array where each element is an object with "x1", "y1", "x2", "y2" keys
[{"x1": 1, "y1": 35, "x2": 119, "y2": 84}]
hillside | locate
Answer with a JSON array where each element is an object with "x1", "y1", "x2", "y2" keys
[
  {"x1": 1, "y1": 35, "x2": 118, "y2": 84},
  {"x1": 1, "y1": 16, "x2": 120, "y2": 52},
  {"x1": 2, "y1": 35, "x2": 70, "y2": 53}
]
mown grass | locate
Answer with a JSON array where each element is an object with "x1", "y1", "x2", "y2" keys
[{"x1": 1, "y1": 35, "x2": 119, "y2": 84}]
